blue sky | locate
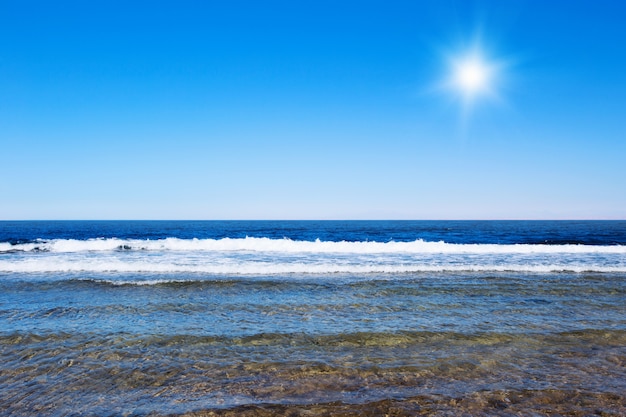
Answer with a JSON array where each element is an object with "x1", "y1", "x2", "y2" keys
[{"x1": 1, "y1": 0, "x2": 625, "y2": 219}]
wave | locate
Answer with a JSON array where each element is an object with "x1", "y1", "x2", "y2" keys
[
  {"x1": 1, "y1": 237, "x2": 624, "y2": 275},
  {"x1": 1, "y1": 237, "x2": 625, "y2": 254},
  {"x1": 1, "y1": 260, "x2": 625, "y2": 274}
]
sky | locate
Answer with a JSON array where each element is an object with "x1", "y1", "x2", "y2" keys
[{"x1": 1, "y1": 0, "x2": 625, "y2": 220}]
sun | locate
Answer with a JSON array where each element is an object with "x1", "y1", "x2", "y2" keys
[
  {"x1": 433, "y1": 33, "x2": 511, "y2": 120},
  {"x1": 450, "y1": 51, "x2": 495, "y2": 100},
  {"x1": 454, "y1": 55, "x2": 490, "y2": 94},
  {"x1": 436, "y1": 38, "x2": 507, "y2": 118}
]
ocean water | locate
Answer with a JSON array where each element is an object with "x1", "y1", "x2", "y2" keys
[{"x1": 1, "y1": 220, "x2": 625, "y2": 416}]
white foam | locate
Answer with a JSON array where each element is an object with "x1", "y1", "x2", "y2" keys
[
  {"x1": 1, "y1": 237, "x2": 625, "y2": 254},
  {"x1": 2, "y1": 237, "x2": 624, "y2": 275},
  {"x1": 1, "y1": 258, "x2": 624, "y2": 274}
]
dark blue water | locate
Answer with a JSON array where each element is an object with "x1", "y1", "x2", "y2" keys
[{"x1": 2, "y1": 220, "x2": 625, "y2": 244}]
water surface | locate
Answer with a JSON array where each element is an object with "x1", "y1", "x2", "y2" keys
[{"x1": 1, "y1": 221, "x2": 625, "y2": 415}]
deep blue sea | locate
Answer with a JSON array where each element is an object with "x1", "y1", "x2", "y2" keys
[{"x1": 1, "y1": 221, "x2": 625, "y2": 416}]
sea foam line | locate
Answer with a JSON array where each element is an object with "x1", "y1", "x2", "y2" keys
[
  {"x1": 1, "y1": 237, "x2": 625, "y2": 254},
  {"x1": 1, "y1": 259, "x2": 625, "y2": 274}
]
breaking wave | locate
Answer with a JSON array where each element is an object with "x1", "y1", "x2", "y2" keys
[
  {"x1": 1, "y1": 237, "x2": 624, "y2": 275},
  {"x1": 1, "y1": 237, "x2": 625, "y2": 254}
]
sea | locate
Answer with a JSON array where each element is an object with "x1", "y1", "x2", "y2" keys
[{"x1": 1, "y1": 220, "x2": 625, "y2": 416}]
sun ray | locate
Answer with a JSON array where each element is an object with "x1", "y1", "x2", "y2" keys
[{"x1": 438, "y1": 39, "x2": 505, "y2": 120}]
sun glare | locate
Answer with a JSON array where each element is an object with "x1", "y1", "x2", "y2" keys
[
  {"x1": 454, "y1": 56, "x2": 490, "y2": 94},
  {"x1": 433, "y1": 32, "x2": 513, "y2": 121},
  {"x1": 436, "y1": 36, "x2": 507, "y2": 118},
  {"x1": 450, "y1": 52, "x2": 495, "y2": 102}
]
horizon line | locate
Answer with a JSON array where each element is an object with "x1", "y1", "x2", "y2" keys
[{"x1": 1, "y1": 218, "x2": 624, "y2": 222}]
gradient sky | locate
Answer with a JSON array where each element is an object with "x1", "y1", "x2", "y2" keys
[{"x1": 2, "y1": 0, "x2": 625, "y2": 220}]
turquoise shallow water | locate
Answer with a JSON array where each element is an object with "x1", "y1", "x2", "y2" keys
[{"x1": 1, "y1": 221, "x2": 625, "y2": 415}]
